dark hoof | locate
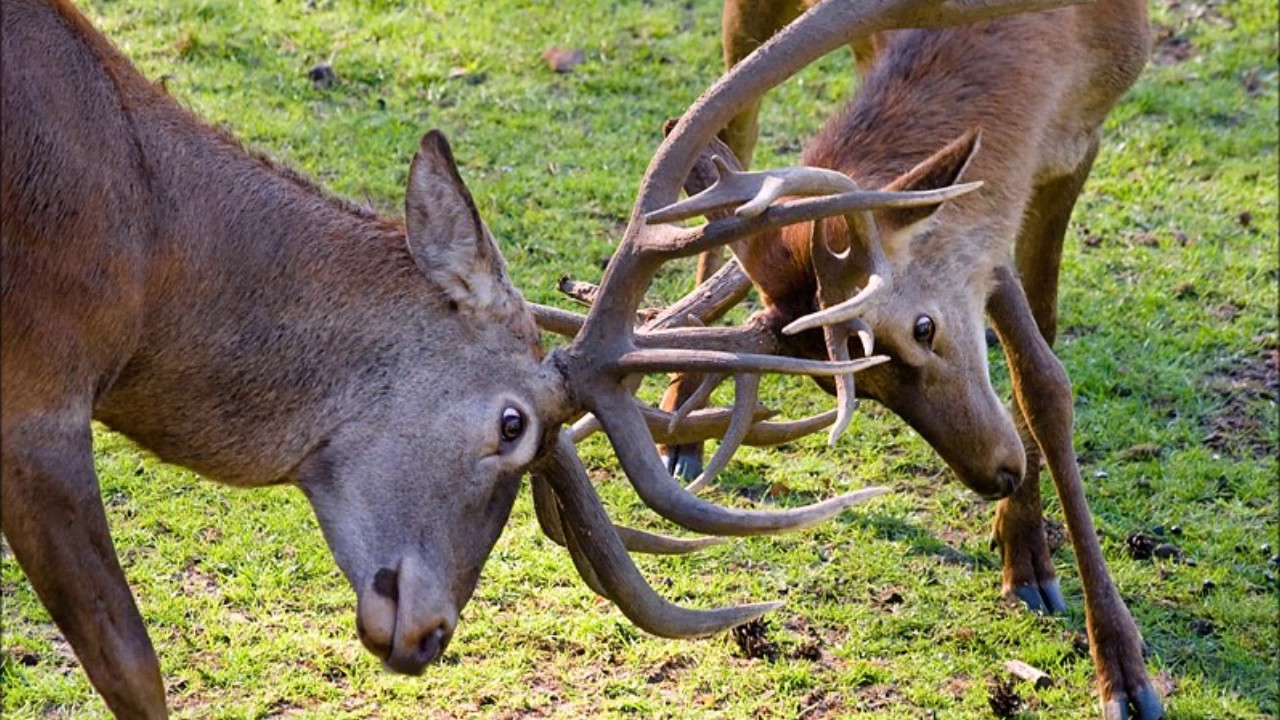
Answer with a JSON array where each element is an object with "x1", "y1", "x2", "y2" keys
[
  {"x1": 1102, "y1": 683, "x2": 1165, "y2": 720},
  {"x1": 663, "y1": 445, "x2": 704, "y2": 482},
  {"x1": 1014, "y1": 579, "x2": 1068, "y2": 615}
]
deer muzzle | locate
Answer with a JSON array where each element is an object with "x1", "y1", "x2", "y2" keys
[{"x1": 355, "y1": 556, "x2": 457, "y2": 675}]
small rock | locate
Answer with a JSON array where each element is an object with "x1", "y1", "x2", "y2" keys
[
  {"x1": 1170, "y1": 525, "x2": 1183, "y2": 536},
  {"x1": 543, "y1": 46, "x2": 585, "y2": 73},
  {"x1": 1237, "y1": 210, "x2": 1253, "y2": 227},
  {"x1": 1173, "y1": 281, "x2": 1197, "y2": 299},
  {"x1": 1199, "y1": 578, "x2": 1216, "y2": 594},
  {"x1": 1152, "y1": 543, "x2": 1183, "y2": 561},
  {"x1": 1084, "y1": 235, "x2": 1104, "y2": 248},
  {"x1": 1189, "y1": 618, "x2": 1214, "y2": 637}
]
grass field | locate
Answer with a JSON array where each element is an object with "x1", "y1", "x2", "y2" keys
[{"x1": 2, "y1": 0, "x2": 1276, "y2": 717}]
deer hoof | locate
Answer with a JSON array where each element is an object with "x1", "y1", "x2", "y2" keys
[
  {"x1": 1013, "y1": 579, "x2": 1067, "y2": 615},
  {"x1": 1102, "y1": 683, "x2": 1164, "y2": 720},
  {"x1": 662, "y1": 445, "x2": 704, "y2": 482}
]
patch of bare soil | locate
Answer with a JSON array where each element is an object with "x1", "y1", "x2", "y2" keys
[
  {"x1": 796, "y1": 688, "x2": 845, "y2": 719},
  {"x1": 1204, "y1": 349, "x2": 1279, "y2": 459},
  {"x1": 856, "y1": 683, "x2": 904, "y2": 712},
  {"x1": 1152, "y1": 25, "x2": 1197, "y2": 65},
  {"x1": 986, "y1": 677, "x2": 1025, "y2": 718}
]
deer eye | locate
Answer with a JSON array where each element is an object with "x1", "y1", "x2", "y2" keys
[
  {"x1": 913, "y1": 315, "x2": 936, "y2": 345},
  {"x1": 499, "y1": 407, "x2": 525, "y2": 443}
]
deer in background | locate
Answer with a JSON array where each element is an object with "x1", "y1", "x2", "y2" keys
[
  {"x1": 652, "y1": 0, "x2": 1162, "y2": 717},
  {"x1": 2, "y1": 0, "x2": 1006, "y2": 714}
]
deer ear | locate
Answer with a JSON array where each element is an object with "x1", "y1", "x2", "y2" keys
[
  {"x1": 878, "y1": 127, "x2": 981, "y2": 234},
  {"x1": 404, "y1": 130, "x2": 513, "y2": 315}
]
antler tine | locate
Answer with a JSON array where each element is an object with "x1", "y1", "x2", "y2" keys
[
  {"x1": 785, "y1": 208, "x2": 895, "y2": 336},
  {"x1": 532, "y1": 475, "x2": 725, "y2": 557},
  {"x1": 531, "y1": 302, "x2": 586, "y2": 338},
  {"x1": 645, "y1": 163, "x2": 859, "y2": 225},
  {"x1": 686, "y1": 374, "x2": 759, "y2": 493},
  {"x1": 667, "y1": 372, "x2": 727, "y2": 433},
  {"x1": 742, "y1": 409, "x2": 838, "y2": 446},
  {"x1": 590, "y1": 386, "x2": 889, "y2": 536},
  {"x1": 532, "y1": 434, "x2": 781, "y2": 637},
  {"x1": 655, "y1": 181, "x2": 983, "y2": 262},
  {"x1": 573, "y1": 403, "x2": 776, "y2": 445},
  {"x1": 612, "y1": 348, "x2": 888, "y2": 376}
]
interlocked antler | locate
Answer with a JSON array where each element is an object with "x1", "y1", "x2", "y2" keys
[{"x1": 531, "y1": 0, "x2": 1090, "y2": 638}]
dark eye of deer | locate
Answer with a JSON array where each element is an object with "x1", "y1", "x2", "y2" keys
[
  {"x1": 500, "y1": 407, "x2": 525, "y2": 443},
  {"x1": 913, "y1": 315, "x2": 936, "y2": 345}
]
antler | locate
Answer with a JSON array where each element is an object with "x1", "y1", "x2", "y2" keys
[{"x1": 533, "y1": 0, "x2": 1090, "y2": 634}]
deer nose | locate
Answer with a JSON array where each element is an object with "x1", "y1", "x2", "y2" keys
[
  {"x1": 355, "y1": 565, "x2": 456, "y2": 675},
  {"x1": 964, "y1": 465, "x2": 1023, "y2": 500},
  {"x1": 384, "y1": 623, "x2": 451, "y2": 675},
  {"x1": 993, "y1": 467, "x2": 1022, "y2": 498}
]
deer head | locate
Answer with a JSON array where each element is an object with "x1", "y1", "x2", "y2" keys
[
  {"x1": 287, "y1": 132, "x2": 568, "y2": 672},
  {"x1": 749, "y1": 128, "x2": 1027, "y2": 499}
]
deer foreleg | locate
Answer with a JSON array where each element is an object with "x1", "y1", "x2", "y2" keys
[
  {"x1": 991, "y1": 139, "x2": 1100, "y2": 614},
  {"x1": 988, "y1": 267, "x2": 1162, "y2": 720},
  {"x1": 1, "y1": 415, "x2": 168, "y2": 719},
  {"x1": 990, "y1": 417, "x2": 1067, "y2": 613}
]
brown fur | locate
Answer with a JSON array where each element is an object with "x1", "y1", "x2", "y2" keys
[{"x1": 2, "y1": 1, "x2": 559, "y2": 714}]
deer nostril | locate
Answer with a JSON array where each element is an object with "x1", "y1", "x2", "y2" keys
[
  {"x1": 414, "y1": 627, "x2": 446, "y2": 667},
  {"x1": 372, "y1": 567, "x2": 399, "y2": 602}
]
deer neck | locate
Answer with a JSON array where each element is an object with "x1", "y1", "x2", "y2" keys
[{"x1": 94, "y1": 100, "x2": 441, "y2": 486}]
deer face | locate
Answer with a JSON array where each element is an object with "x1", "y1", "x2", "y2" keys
[
  {"x1": 293, "y1": 132, "x2": 571, "y2": 674},
  {"x1": 841, "y1": 267, "x2": 1024, "y2": 499},
  {"x1": 755, "y1": 128, "x2": 1025, "y2": 499}
]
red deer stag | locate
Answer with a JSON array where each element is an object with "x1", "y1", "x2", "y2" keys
[
  {"x1": 0, "y1": 0, "x2": 1064, "y2": 715},
  {"x1": 648, "y1": 0, "x2": 1162, "y2": 717}
]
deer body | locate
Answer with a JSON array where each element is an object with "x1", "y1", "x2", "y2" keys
[
  {"x1": 3, "y1": 0, "x2": 560, "y2": 714},
  {"x1": 685, "y1": 1, "x2": 1161, "y2": 717}
]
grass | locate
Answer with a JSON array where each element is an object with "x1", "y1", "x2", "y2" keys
[{"x1": 2, "y1": 0, "x2": 1276, "y2": 717}]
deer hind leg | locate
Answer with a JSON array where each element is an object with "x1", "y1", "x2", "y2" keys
[
  {"x1": 991, "y1": 136, "x2": 1100, "y2": 614},
  {"x1": 1, "y1": 412, "x2": 168, "y2": 719},
  {"x1": 989, "y1": 198, "x2": 1162, "y2": 716}
]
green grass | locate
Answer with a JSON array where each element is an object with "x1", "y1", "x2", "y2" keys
[{"x1": 2, "y1": 0, "x2": 1276, "y2": 717}]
